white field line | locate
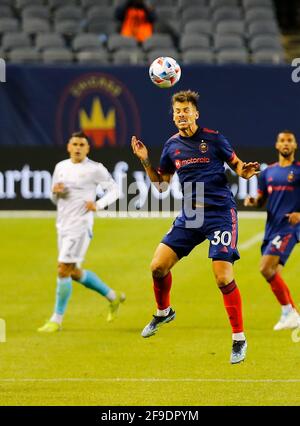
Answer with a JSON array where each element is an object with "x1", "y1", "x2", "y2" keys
[
  {"x1": 239, "y1": 232, "x2": 265, "y2": 251},
  {"x1": 0, "y1": 378, "x2": 299, "y2": 384},
  {"x1": 0, "y1": 211, "x2": 267, "y2": 219}
]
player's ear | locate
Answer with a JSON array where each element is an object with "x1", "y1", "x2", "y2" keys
[{"x1": 195, "y1": 110, "x2": 199, "y2": 119}]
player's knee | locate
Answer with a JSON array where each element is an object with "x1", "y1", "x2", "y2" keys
[
  {"x1": 58, "y1": 263, "x2": 74, "y2": 278},
  {"x1": 259, "y1": 263, "x2": 274, "y2": 280},
  {"x1": 150, "y1": 260, "x2": 168, "y2": 279},
  {"x1": 70, "y1": 267, "x2": 82, "y2": 281},
  {"x1": 215, "y1": 273, "x2": 232, "y2": 287}
]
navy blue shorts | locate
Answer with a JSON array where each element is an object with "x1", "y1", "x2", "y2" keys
[
  {"x1": 161, "y1": 208, "x2": 240, "y2": 263},
  {"x1": 261, "y1": 230, "x2": 299, "y2": 265}
]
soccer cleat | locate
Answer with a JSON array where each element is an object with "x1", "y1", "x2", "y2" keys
[
  {"x1": 230, "y1": 340, "x2": 247, "y2": 364},
  {"x1": 273, "y1": 309, "x2": 300, "y2": 331},
  {"x1": 107, "y1": 292, "x2": 126, "y2": 322},
  {"x1": 37, "y1": 320, "x2": 61, "y2": 333},
  {"x1": 141, "y1": 308, "x2": 176, "y2": 338}
]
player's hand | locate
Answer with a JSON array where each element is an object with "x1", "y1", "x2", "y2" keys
[
  {"x1": 53, "y1": 182, "x2": 66, "y2": 193},
  {"x1": 52, "y1": 182, "x2": 69, "y2": 198},
  {"x1": 244, "y1": 196, "x2": 257, "y2": 207},
  {"x1": 286, "y1": 212, "x2": 300, "y2": 225},
  {"x1": 85, "y1": 201, "x2": 97, "y2": 212},
  {"x1": 241, "y1": 162, "x2": 260, "y2": 179},
  {"x1": 131, "y1": 136, "x2": 149, "y2": 161}
]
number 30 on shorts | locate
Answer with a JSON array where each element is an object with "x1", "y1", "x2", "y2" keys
[{"x1": 211, "y1": 231, "x2": 232, "y2": 246}]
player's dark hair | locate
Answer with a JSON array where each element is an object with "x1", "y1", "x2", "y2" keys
[
  {"x1": 69, "y1": 131, "x2": 90, "y2": 144},
  {"x1": 172, "y1": 90, "x2": 199, "y2": 109},
  {"x1": 277, "y1": 130, "x2": 297, "y2": 141}
]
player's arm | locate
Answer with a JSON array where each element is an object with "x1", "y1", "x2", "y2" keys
[
  {"x1": 244, "y1": 165, "x2": 267, "y2": 208},
  {"x1": 86, "y1": 166, "x2": 120, "y2": 212},
  {"x1": 286, "y1": 212, "x2": 300, "y2": 225},
  {"x1": 50, "y1": 166, "x2": 68, "y2": 204},
  {"x1": 131, "y1": 136, "x2": 172, "y2": 193},
  {"x1": 228, "y1": 155, "x2": 260, "y2": 179}
]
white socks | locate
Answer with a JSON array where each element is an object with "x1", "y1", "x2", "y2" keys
[
  {"x1": 233, "y1": 332, "x2": 246, "y2": 341},
  {"x1": 106, "y1": 289, "x2": 116, "y2": 302},
  {"x1": 282, "y1": 304, "x2": 293, "y2": 315},
  {"x1": 156, "y1": 307, "x2": 170, "y2": 317},
  {"x1": 50, "y1": 313, "x2": 63, "y2": 325}
]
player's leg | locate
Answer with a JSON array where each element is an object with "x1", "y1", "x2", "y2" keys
[
  {"x1": 151, "y1": 242, "x2": 179, "y2": 313},
  {"x1": 68, "y1": 228, "x2": 125, "y2": 322},
  {"x1": 260, "y1": 253, "x2": 299, "y2": 330},
  {"x1": 142, "y1": 219, "x2": 203, "y2": 338},
  {"x1": 71, "y1": 267, "x2": 125, "y2": 322},
  {"x1": 38, "y1": 231, "x2": 84, "y2": 332},
  {"x1": 141, "y1": 242, "x2": 179, "y2": 337},
  {"x1": 212, "y1": 260, "x2": 247, "y2": 364},
  {"x1": 38, "y1": 262, "x2": 74, "y2": 332},
  {"x1": 207, "y1": 208, "x2": 246, "y2": 363}
]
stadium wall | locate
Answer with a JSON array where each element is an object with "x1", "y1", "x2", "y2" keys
[
  {"x1": 0, "y1": 64, "x2": 300, "y2": 149},
  {"x1": 1, "y1": 64, "x2": 299, "y2": 210},
  {"x1": 0, "y1": 146, "x2": 283, "y2": 211}
]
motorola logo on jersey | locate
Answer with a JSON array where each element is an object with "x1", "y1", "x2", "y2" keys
[
  {"x1": 175, "y1": 157, "x2": 210, "y2": 169},
  {"x1": 56, "y1": 73, "x2": 141, "y2": 148}
]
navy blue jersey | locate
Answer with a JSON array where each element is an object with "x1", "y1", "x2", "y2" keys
[
  {"x1": 258, "y1": 161, "x2": 300, "y2": 239},
  {"x1": 158, "y1": 127, "x2": 236, "y2": 208}
]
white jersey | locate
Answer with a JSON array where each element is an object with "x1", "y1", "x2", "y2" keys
[{"x1": 52, "y1": 157, "x2": 119, "y2": 233}]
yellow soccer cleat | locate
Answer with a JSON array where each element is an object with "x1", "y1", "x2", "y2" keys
[
  {"x1": 107, "y1": 292, "x2": 126, "y2": 322},
  {"x1": 37, "y1": 321, "x2": 62, "y2": 333}
]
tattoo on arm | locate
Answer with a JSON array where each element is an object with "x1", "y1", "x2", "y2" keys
[{"x1": 141, "y1": 158, "x2": 151, "y2": 168}]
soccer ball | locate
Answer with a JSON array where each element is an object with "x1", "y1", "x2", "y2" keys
[{"x1": 149, "y1": 57, "x2": 181, "y2": 89}]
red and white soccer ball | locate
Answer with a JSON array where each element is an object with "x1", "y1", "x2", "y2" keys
[{"x1": 149, "y1": 57, "x2": 181, "y2": 89}]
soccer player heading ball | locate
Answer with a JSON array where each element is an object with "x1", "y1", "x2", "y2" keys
[
  {"x1": 245, "y1": 131, "x2": 300, "y2": 330},
  {"x1": 132, "y1": 90, "x2": 260, "y2": 364},
  {"x1": 38, "y1": 132, "x2": 125, "y2": 333}
]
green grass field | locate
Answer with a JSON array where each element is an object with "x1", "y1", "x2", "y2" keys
[{"x1": 1, "y1": 216, "x2": 300, "y2": 406}]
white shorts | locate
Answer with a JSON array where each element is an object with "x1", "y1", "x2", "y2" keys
[{"x1": 58, "y1": 228, "x2": 92, "y2": 266}]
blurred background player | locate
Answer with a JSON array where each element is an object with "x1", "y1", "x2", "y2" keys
[
  {"x1": 38, "y1": 132, "x2": 125, "y2": 333},
  {"x1": 115, "y1": 0, "x2": 156, "y2": 43},
  {"x1": 245, "y1": 130, "x2": 300, "y2": 330},
  {"x1": 132, "y1": 90, "x2": 260, "y2": 364}
]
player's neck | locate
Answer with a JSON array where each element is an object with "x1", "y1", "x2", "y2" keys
[
  {"x1": 178, "y1": 124, "x2": 198, "y2": 137},
  {"x1": 70, "y1": 157, "x2": 87, "y2": 164},
  {"x1": 278, "y1": 155, "x2": 294, "y2": 167}
]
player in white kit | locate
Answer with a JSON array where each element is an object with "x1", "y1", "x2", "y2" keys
[{"x1": 38, "y1": 132, "x2": 125, "y2": 332}]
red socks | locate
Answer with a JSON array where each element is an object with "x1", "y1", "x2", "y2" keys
[
  {"x1": 153, "y1": 272, "x2": 172, "y2": 310},
  {"x1": 220, "y1": 280, "x2": 244, "y2": 333},
  {"x1": 154, "y1": 274, "x2": 244, "y2": 333},
  {"x1": 268, "y1": 273, "x2": 296, "y2": 308}
]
